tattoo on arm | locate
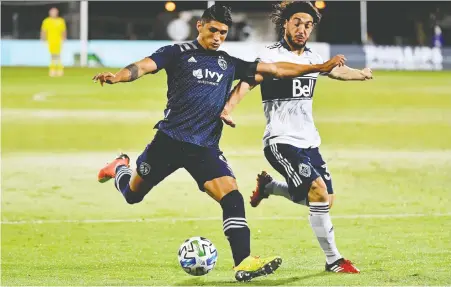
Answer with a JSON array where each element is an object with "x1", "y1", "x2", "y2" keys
[{"x1": 125, "y1": 64, "x2": 139, "y2": 81}]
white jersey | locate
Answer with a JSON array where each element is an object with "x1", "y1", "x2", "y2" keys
[{"x1": 258, "y1": 40, "x2": 324, "y2": 149}]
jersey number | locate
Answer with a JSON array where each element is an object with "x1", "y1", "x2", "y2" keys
[{"x1": 321, "y1": 164, "x2": 331, "y2": 181}]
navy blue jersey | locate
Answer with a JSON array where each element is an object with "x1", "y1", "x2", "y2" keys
[{"x1": 148, "y1": 40, "x2": 257, "y2": 148}]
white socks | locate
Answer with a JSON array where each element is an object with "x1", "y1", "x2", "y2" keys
[
  {"x1": 264, "y1": 179, "x2": 342, "y2": 264},
  {"x1": 309, "y1": 202, "x2": 342, "y2": 264},
  {"x1": 264, "y1": 180, "x2": 307, "y2": 206}
]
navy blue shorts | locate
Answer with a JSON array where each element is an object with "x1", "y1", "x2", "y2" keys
[
  {"x1": 264, "y1": 144, "x2": 333, "y2": 203},
  {"x1": 136, "y1": 131, "x2": 235, "y2": 191}
]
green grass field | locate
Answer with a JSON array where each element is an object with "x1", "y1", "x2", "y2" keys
[{"x1": 2, "y1": 67, "x2": 451, "y2": 286}]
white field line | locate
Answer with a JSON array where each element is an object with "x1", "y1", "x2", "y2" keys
[
  {"x1": 32, "y1": 91, "x2": 55, "y2": 101},
  {"x1": 2, "y1": 212, "x2": 451, "y2": 225}
]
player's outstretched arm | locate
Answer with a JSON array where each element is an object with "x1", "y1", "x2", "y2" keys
[
  {"x1": 255, "y1": 54, "x2": 346, "y2": 80},
  {"x1": 221, "y1": 80, "x2": 257, "y2": 128},
  {"x1": 328, "y1": 65, "x2": 373, "y2": 81},
  {"x1": 40, "y1": 19, "x2": 47, "y2": 41},
  {"x1": 92, "y1": 57, "x2": 158, "y2": 86},
  {"x1": 62, "y1": 19, "x2": 67, "y2": 41}
]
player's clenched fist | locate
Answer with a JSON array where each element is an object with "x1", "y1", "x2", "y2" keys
[
  {"x1": 361, "y1": 67, "x2": 373, "y2": 80},
  {"x1": 319, "y1": 54, "x2": 346, "y2": 73},
  {"x1": 92, "y1": 72, "x2": 117, "y2": 86}
]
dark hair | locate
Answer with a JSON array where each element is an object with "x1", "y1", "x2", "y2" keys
[
  {"x1": 271, "y1": 1, "x2": 322, "y2": 35},
  {"x1": 201, "y1": 4, "x2": 233, "y2": 27}
]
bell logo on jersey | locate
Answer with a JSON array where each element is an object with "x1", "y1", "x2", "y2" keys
[
  {"x1": 193, "y1": 69, "x2": 224, "y2": 85},
  {"x1": 292, "y1": 78, "x2": 314, "y2": 98}
]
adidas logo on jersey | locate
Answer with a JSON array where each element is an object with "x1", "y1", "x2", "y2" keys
[{"x1": 188, "y1": 56, "x2": 197, "y2": 63}]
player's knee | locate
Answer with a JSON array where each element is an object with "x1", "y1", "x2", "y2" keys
[
  {"x1": 123, "y1": 184, "x2": 150, "y2": 205},
  {"x1": 308, "y1": 178, "x2": 328, "y2": 203},
  {"x1": 125, "y1": 196, "x2": 143, "y2": 205},
  {"x1": 328, "y1": 194, "x2": 335, "y2": 209},
  {"x1": 204, "y1": 176, "x2": 238, "y2": 202}
]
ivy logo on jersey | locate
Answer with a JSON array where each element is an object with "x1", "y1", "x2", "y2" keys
[
  {"x1": 193, "y1": 69, "x2": 224, "y2": 85},
  {"x1": 139, "y1": 162, "x2": 151, "y2": 176},
  {"x1": 299, "y1": 163, "x2": 311, "y2": 177},
  {"x1": 218, "y1": 56, "x2": 227, "y2": 70}
]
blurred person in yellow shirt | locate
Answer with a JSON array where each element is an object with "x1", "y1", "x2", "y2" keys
[{"x1": 41, "y1": 7, "x2": 66, "y2": 77}]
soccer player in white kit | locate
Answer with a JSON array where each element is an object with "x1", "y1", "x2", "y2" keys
[{"x1": 220, "y1": 1, "x2": 373, "y2": 274}]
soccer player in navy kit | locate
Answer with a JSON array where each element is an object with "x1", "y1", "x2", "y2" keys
[{"x1": 93, "y1": 5, "x2": 344, "y2": 281}]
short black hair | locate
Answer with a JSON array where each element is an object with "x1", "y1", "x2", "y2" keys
[
  {"x1": 271, "y1": 1, "x2": 322, "y2": 35},
  {"x1": 201, "y1": 4, "x2": 233, "y2": 27}
]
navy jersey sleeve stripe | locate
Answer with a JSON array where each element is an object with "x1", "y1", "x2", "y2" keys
[{"x1": 182, "y1": 43, "x2": 190, "y2": 51}]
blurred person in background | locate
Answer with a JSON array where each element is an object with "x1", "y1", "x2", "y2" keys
[
  {"x1": 433, "y1": 25, "x2": 443, "y2": 47},
  {"x1": 41, "y1": 7, "x2": 66, "y2": 77}
]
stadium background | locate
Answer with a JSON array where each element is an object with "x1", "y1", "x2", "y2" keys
[{"x1": 2, "y1": 1, "x2": 451, "y2": 286}]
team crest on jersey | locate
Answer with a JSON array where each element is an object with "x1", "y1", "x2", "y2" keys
[
  {"x1": 218, "y1": 56, "x2": 227, "y2": 70},
  {"x1": 139, "y1": 162, "x2": 151, "y2": 176},
  {"x1": 155, "y1": 46, "x2": 166, "y2": 53},
  {"x1": 299, "y1": 163, "x2": 311, "y2": 177}
]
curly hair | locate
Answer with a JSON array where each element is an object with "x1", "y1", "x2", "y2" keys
[{"x1": 271, "y1": 1, "x2": 322, "y2": 36}]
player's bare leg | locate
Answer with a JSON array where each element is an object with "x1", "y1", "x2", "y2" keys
[
  {"x1": 49, "y1": 54, "x2": 58, "y2": 77},
  {"x1": 308, "y1": 177, "x2": 359, "y2": 273},
  {"x1": 54, "y1": 54, "x2": 64, "y2": 77},
  {"x1": 204, "y1": 176, "x2": 282, "y2": 282},
  {"x1": 328, "y1": 193, "x2": 336, "y2": 209},
  {"x1": 204, "y1": 176, "x2": 238, "y2": 202}
]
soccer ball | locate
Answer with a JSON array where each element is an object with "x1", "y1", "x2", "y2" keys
[{"x1": 178, "y1": 236, "x2": 218, "y2": 276}]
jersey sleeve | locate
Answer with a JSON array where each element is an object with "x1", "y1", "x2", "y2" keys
[
  {"x1": 148, "y1": 45, "x2": 180, "y2": 72},
  {"x1": 255, "y1": 46, "x2": 273, "y2": 63},
  {"x1": 231, "y1": 56, "x2": 258, "y2": 82},
  {"x1": 316, "y1": 53, "x2": 325, "y2": 64}
]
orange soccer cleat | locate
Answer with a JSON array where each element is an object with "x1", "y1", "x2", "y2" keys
[
  {"x1": 97, "y1": 154, "x2": 130, "y2": 183},
  {"x1": 250, "y1": 171, "x2": 273, "y2": 207}
]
